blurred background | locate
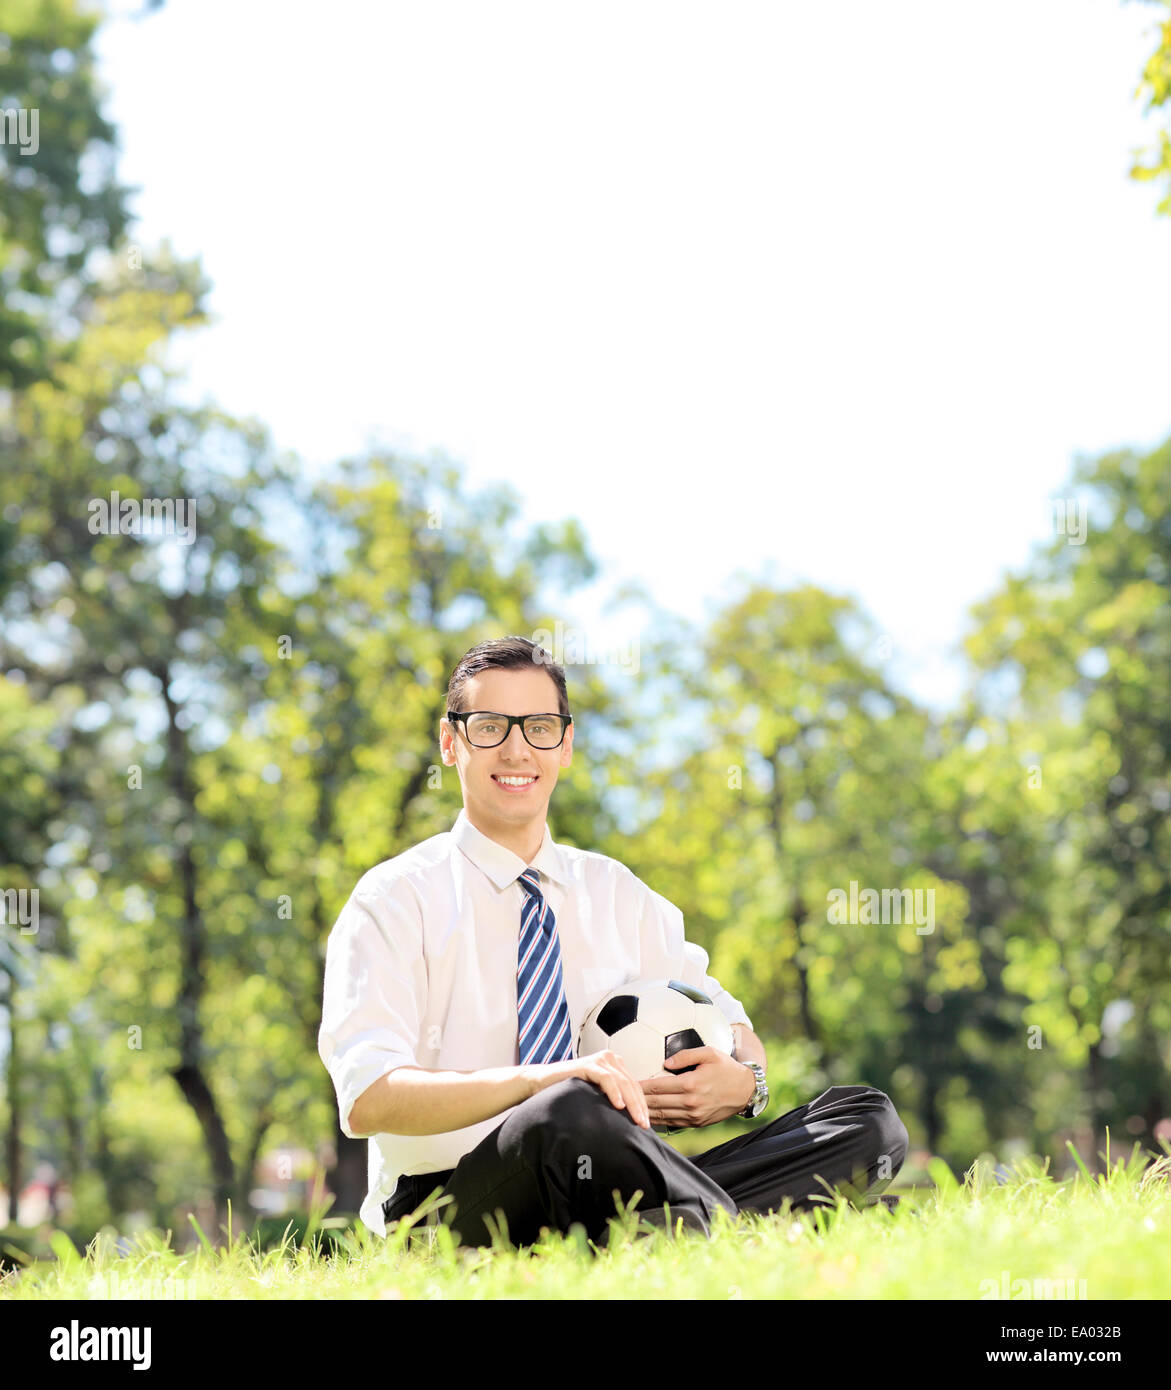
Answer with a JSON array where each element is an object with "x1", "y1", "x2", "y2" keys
[{"x1": 2, "y1": 0, "x2": 1171, "y2": 1255}]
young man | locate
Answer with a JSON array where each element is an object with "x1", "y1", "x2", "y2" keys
[{"x1": 318, "y1": 635, "x2": 908, "y2": 1248}]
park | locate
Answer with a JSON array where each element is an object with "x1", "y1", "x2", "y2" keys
[{"x1": 0, "y1": 0, "x2": 1169, "y2": 1354}]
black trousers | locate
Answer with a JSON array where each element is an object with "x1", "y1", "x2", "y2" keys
[{"x1": 381, "y1": 1076, "x2": 910, "y2": 1248}]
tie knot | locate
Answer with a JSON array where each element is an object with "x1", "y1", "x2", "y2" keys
[{"x1": 518, "y1": 867, "x2": 542, "y2": 897}]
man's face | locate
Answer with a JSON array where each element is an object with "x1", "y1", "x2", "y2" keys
[{"x1": 440, "y1": 666, "x2": 573, "y2": 833}]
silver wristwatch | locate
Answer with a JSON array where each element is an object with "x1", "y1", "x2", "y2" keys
[{"x1": 737, "y1": 1061, "x2": 768, "y2": 1119}]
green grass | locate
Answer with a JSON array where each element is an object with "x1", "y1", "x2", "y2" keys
[{"x1": 3, "y1": 1144, "x2": 1169, "y2": 1300}]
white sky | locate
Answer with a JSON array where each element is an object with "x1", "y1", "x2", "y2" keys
[{"x1": 92, "y1": 0, "x2": 1171, "y2": 709}]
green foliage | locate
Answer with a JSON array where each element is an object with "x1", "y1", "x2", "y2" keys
[{"x1": 0, "y1": 0, "x2": 134, "y2": 387}]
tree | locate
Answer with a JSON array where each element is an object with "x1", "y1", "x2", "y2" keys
[
  {"x1": 963, "y1": 435, "x2": 1171, "y2": 1156},
  {"x1": 0, "y1": 0, "x2": 133, "y2": 388}
]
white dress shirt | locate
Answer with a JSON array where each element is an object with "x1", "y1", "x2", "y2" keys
[{"x1": 317, "y1": 807, "x2": 753, "y2": 1235}]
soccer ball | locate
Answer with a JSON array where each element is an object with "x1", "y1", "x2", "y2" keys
[{"x1": 576, "y1": 978, "x2": 734, "y2": 1131}]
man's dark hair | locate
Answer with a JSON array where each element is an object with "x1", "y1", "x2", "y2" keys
[{"x1": 445, "y1": 635, "x2": 571, "y2": 719}]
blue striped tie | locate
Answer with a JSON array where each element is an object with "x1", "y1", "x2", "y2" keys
[{"x1": 516, "y1": 867, "x2": 575, "y2": 1066}]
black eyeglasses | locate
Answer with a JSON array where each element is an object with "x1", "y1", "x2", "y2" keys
[{"x1": 446, "y1": 710, "x2": 573, "y2": 749}]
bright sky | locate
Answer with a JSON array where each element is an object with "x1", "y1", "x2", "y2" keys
[{"x1": 93, "y1": 0, "x2": 1171, "y2": 709}]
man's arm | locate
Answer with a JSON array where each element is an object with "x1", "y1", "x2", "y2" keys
[
  {"x1": 347, "y1": 1064, "x2": 541, "y2": 1138},
  {"x1": 730, "y1": 1023, "x2": 767, "y2": 1071},
  {"x1": 350, "y1": 1056, "x2": 654, "y2": 1137}
]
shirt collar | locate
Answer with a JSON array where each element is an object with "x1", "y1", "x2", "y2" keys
[{"x1": 451, "y1": 807, "x2": 571, "y2": 890}]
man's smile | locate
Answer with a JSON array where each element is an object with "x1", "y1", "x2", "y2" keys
[{"x1": 492, "y1": 773, "x2": 539, "y2": 791}]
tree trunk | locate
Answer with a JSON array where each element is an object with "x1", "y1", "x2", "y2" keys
[
  {"x1": 58, "y1": 1045, "x2": 84, "y2": 1218},
  {"x1": 790, "y1": 890, "x2": 823, "y2": 1064},
  {"x1": 159, "y1": 658, "x2": 236, "y2": 1233},
  {"x1": 766, "y1": 748, "x2": 823, "y2": 1064},
  {"x1": 3, "y1": 963, "x2": 21, "y2": 1226},
  {"x1": 922, "y1": 1073, "x2": 942, "y2": 1155},
  {"x1": 237, "y1": 1108, "x2": 273, "y2": 1219},
  {"x1": 1138, "y1": 1017, "x2": 1166, "y2": 1149},
  {"x1": 319, "y1": 929, "x2": 367, "y2": 1217},
  {"x1": 328, "y1": 1117, "x2": 370, "y2": 1216},
  {"x1": 91, "y1": 1064, "x2": 123, "y2": 1220},
  {"x1": 1086, "y1": 1040, "x2": 1108, "y2": 1172},
  {"x1": 171, "y1": 1063, "x2": 235, "y2": 1226}
]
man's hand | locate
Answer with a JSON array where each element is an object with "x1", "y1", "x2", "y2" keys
[{"x1": 640, "y1": 1046, "x2": 756, "y2": 1129}]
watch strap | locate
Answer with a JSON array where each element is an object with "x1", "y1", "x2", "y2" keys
[{"x1": 738, "y1": 1061, "x2": 767, "y2": 1118}]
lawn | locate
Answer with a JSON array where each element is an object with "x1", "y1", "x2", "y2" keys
[{"x1": 2, "y1": 1145, "x2": 1168, "y2": 1301}]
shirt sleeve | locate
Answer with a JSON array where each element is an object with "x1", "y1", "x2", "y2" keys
[
  {"x1": 317, "y1": 879, "x2": 427, "y2": 1139},
  {"x1": 632, "y1": 872, "x2": 753, "y2": 1031}
]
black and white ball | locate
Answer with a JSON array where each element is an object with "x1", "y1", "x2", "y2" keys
[{"x1": 576, "y1": 978, "x2": 734, "y2": 1094}]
